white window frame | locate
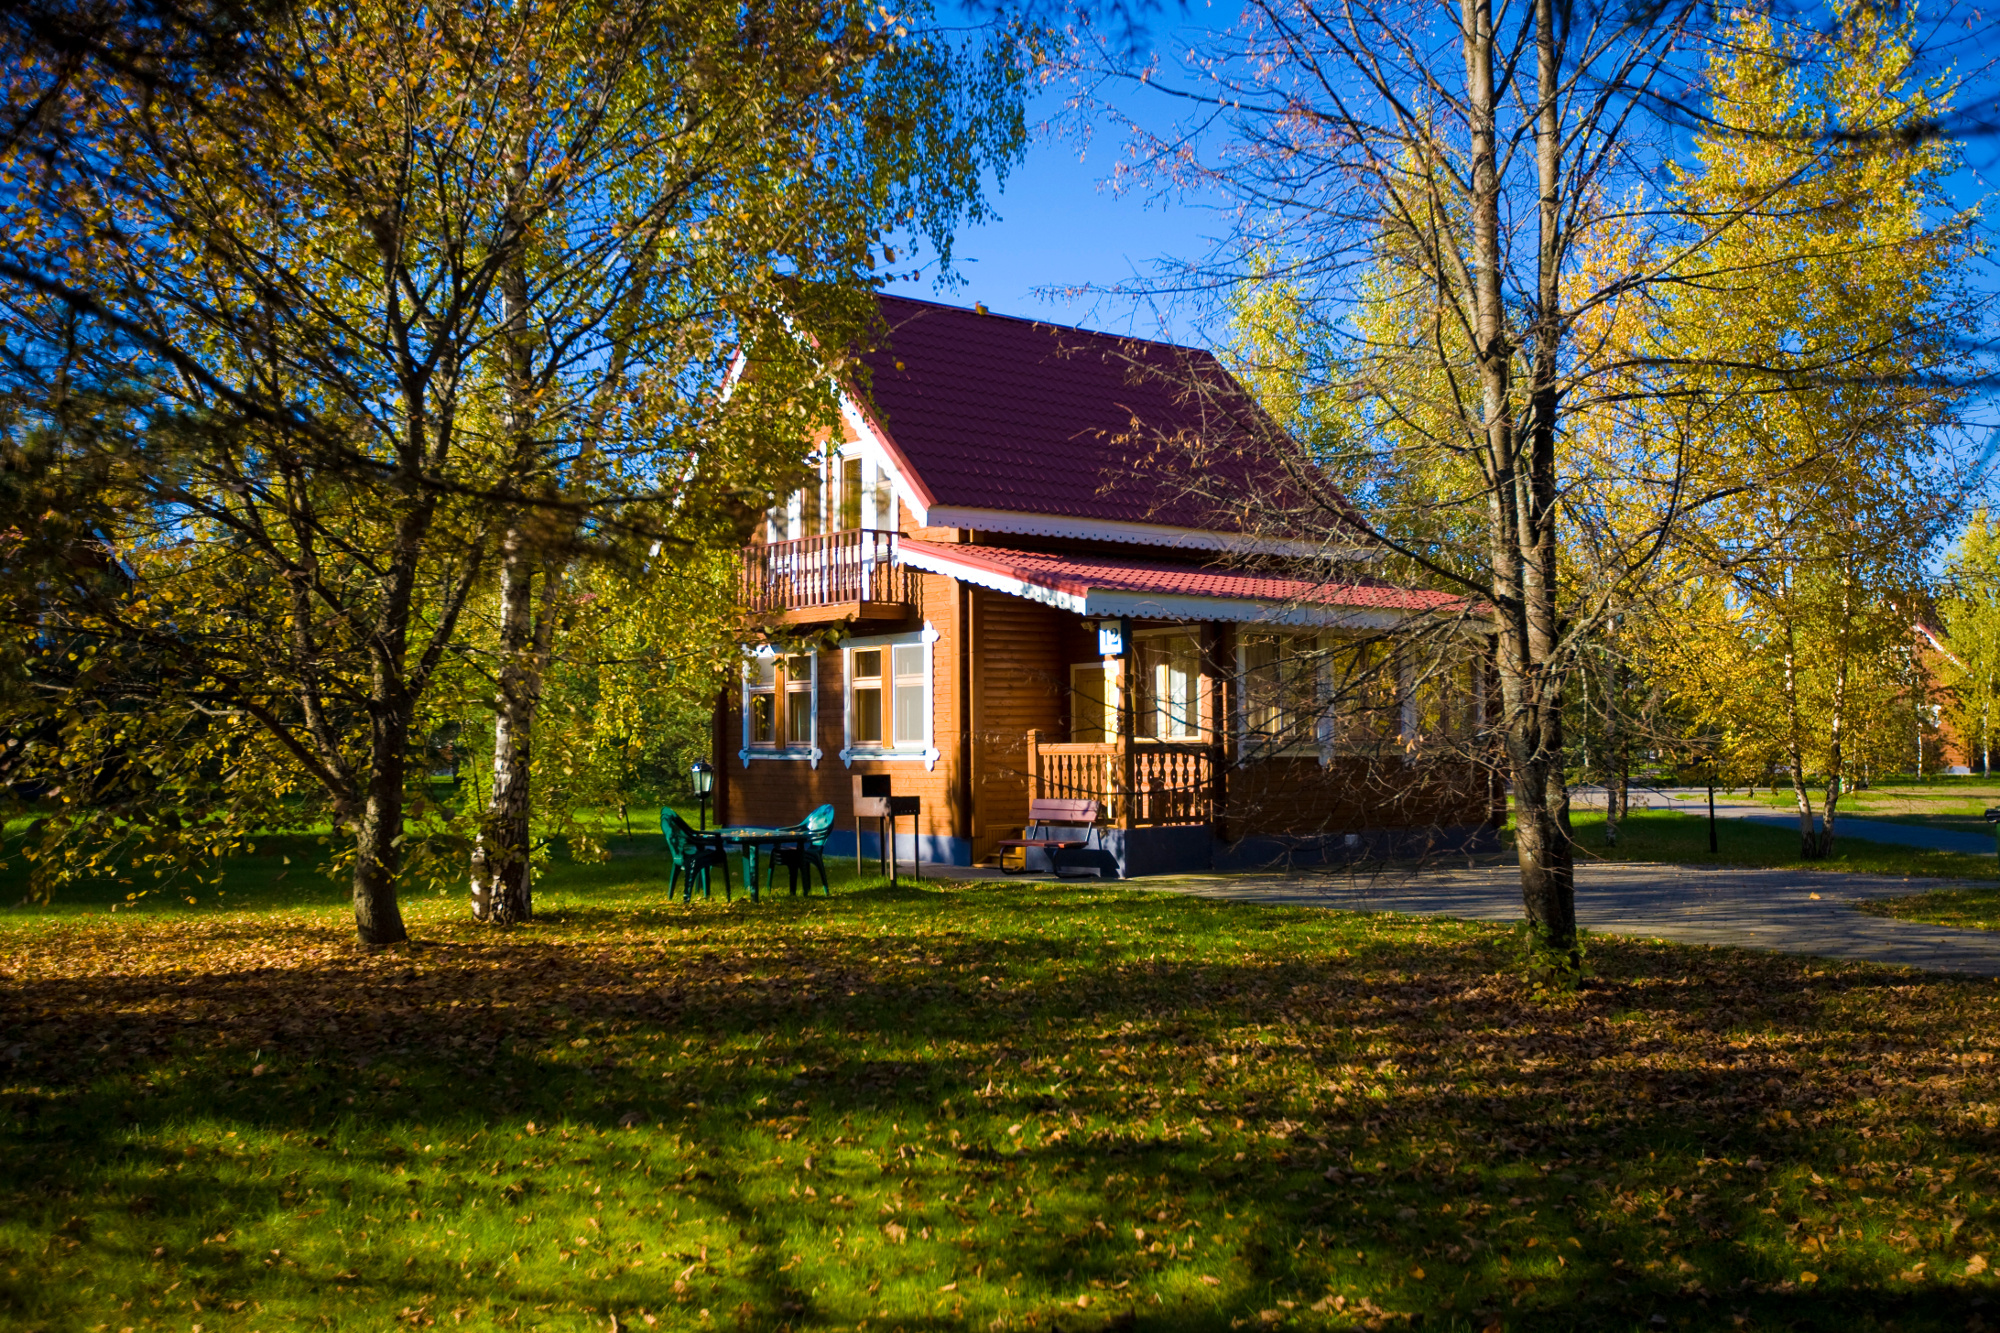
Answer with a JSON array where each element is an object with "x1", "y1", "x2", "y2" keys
[
  {"x1": 1234, "y1": 630, "x2": 1329, "y2": 765},
  {"x1": 1325, "y1": 634, "x2": 1427, "y2": 760},
  {"x1": 1132, "y1": 626, "x2": 1204, "y2": 742},
  {"x1": 839, "y1": 622, "x2": 940, "y2": 770},
  {"x1": 738, "y1": 645, "x2": 821, "y2": 768}
]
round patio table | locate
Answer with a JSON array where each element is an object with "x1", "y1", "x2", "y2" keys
[{"x1": 712, "y1": 827, "x2": 808, "y2": 902}]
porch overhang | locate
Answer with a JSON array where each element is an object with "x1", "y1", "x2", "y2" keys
[{"x1": 897, "y1": 539, "x2": 1472, "y2": 630}]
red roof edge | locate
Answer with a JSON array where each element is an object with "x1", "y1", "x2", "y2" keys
[{"x1": 845, "y1": 383, "x2": 937, "y2": 511}]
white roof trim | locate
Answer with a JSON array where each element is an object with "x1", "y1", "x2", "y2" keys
[
  {"x1": 918, "y1": 505, "x2": 1374, "y2": 560},
  {"x1": 838, "y1": 392, "x2": 930, "y2": 522},
  {"x1": 900, "y1": 543, "x2": 1413, "y2": 629},
  {"x1": 899, "y1": 543, "x2": 1088, "y2": 614},
  {"x1": 1081, "y1": 590, "x2": 1407, "y2": 629}
]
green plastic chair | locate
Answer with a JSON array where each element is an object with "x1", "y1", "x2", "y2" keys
[
  {"x1": 662, "y1": 810, "x2": 733, "y2": 902},
  {"x1": 767, "y1": 803, "x2": 837, "y2": 896}
]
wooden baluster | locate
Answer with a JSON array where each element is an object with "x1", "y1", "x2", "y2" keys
[
  {"x1": 1116, "y1": 737, "x2": 1133, "y2": 830},
  {"x1": 1027, "y1": 729, "x2": 1042, "y2": 803}
]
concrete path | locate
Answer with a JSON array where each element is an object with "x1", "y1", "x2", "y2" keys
[
  {"x1": 1575, "y1": 785, "x2": 2000, "y2": 857},
  {"x1": 1123, "y1": 859, "x2": 2000, "y2": 978}
]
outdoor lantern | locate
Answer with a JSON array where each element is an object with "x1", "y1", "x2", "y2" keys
[{"x1": 690, "y1": 759, "x2": 715, "y2": 830}]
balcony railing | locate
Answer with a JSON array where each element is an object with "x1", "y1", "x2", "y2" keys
[{"x1": 740, "y1": 528, "x2": 912, "y2": 623}]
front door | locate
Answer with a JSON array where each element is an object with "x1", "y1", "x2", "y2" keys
[{"x1": 1069, "y1": 663, "x2": 1113, "y2": 742}]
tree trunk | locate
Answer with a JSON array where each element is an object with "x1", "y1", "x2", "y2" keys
[
  {"x1": 1465, "y1": 0, "x2": 1576, "y2": 952},
  {"x1": 1780, "y1": 618, "x2": 1822, "y2": 858},
  {"x1": 353, "y1": 669, "x2": 412, "y2": 945},
  {"x1": 471, "y1": 196, "x2": 540, "y2": 926},
  {"x1": 1815, "y1": 621, "x2": 1850, "y2": 858},
  {"x1": 1601, "y1": 652, "x2": 1619, "y2": 847},
  {"x1": 471, "y1": 528, "x2": 538, "y2": 925}
]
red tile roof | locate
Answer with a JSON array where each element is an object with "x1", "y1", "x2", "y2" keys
[
  {"x1": 900, "y1": 540, "x2": 1469, "y2": 614},
  {"x1": 856, "y1": 295, "x2": 1361, "y2": 539}
]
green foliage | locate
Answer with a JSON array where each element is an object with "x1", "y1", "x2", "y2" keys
[
  {"x1": 0, "y1": 0, "x2": 1034, "y2": 924},
  {"x1": 1939, "y1": 511, "x2": 2000, "y2": 773}
]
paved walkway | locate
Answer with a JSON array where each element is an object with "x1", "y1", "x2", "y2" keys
[
  {"x1": 1576, "y1": 785, "x2": 2000, "y2": 857},
  {"x1": 1127, "y1": 860, "x2": 2000, "y2": 978},
  {"x1": 931, "y1": 858, "x2": 2000, "y2": 978}
]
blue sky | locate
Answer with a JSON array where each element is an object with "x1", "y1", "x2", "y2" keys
[
  {"x1": 888, "y1": 7, "x2": 1999, "y2": 360},
  {"x1": 884, "y1": 84, "x2": 1222, "y2": 342}
]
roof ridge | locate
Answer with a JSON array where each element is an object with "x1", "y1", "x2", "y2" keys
[{"x1": 874, "y1": 292, "x2": 1211, "y2": 357}]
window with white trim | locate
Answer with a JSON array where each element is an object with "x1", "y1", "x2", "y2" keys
[
  {"x1": 1238, "y1": 632, "x2": 1322, "y2": 757},
  {"x1": 1332, "y1": 637, "x2": 1401, "y2": 750},
  {"x1": 761, "y1": 447, "x2": 899, "y2": 541},
  {"x1": 1406, "y1": 651, "x2": 1480, "y2": 745},
  {"x1": 841, "y1": 629, "x2": 935, "y2": 765},
  {"x1": 742, "y1": 649, "x2": 818, "y2": 761},
  {"x1": 747, "y1": 655, "x2": 778, "y2": 746},
  {"x1": 783, "y1": 653, "x2": 815, "y2": 750},
  {"x1": 1134, "y1": 630, "x2": 1202, "y2": 740},
  {"x1": 850, "y1": 648, "x2": 885, "y2": 745},
  {"x1": 892, "y1": 644, "x2": 927, "y2": 744}
]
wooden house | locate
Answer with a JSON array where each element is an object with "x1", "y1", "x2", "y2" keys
[{"x1": 711, "y1": 295, "x2": 1494, "y2": 874}]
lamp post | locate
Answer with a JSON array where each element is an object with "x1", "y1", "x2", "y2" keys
[
  {"x1": 690, "y1": 759, "x2": 714, "y2": 831},
  {"x1": 1708, "y1": 762, "x2": 1718, "y2": 854}
]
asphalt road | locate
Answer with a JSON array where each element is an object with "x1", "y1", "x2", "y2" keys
[{"x1": 1130, "y1": 858, "x2": 2000, "y2": 978}]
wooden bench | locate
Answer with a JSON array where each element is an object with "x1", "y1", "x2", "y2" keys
[{"x1": 996, "y1": 799, "x2": 1115, "y2": 878}]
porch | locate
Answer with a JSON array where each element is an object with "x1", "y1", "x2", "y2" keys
[{"x1": 1025, "y1": 729, "x2": 1221, "y2": 830}]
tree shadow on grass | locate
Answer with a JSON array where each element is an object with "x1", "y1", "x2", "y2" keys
[{"x1": 4, "y1": 887, "x2": 2000, "y2": 1329}]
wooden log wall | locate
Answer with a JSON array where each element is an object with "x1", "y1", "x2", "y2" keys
[
  {"x1": 966, "y1": 587, "x2": 1071, "y2": 864},
  {"x1": 719, "y1": 565, "x2": 966, "y2": 856}
]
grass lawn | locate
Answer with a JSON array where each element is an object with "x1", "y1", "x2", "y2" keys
[
  {"x1": 6, "y1": 834, "x2": 2000, "y2": 1330},
  {"x1": 1564, "y1": 808, "x2": 2000, "y2": 882},
  {"x1": 1721, "y1": 779, "x2": 2000, "y2": 837},
  {"x1": 1855, "y1": 888, "x2": 2000, "y2": 932}
]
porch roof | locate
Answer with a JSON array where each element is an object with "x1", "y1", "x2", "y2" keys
[{"x1": 898, "y1": 539, "x2": 1473, "y2": 628}]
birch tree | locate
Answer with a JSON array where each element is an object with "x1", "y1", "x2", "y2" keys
[
  {"x1": 0, "y1": 0, "x2": 1027, "y2": 942},
  {"x1": 1096, "y1": 0, "x2": 1983, "y2": 936},
  {"x1": 1940, "y1": 513, "x2": 2000, "y2": 776},
  {"x1": 1086, "y1": 0, "x2": 1717, "y2": 954},
  {"x1": 459, "y1": 2, "x2": 1029, "y2": 925},
  {"x1": 1652, "y1": 7, "x2": 1975, "y2": 854}
]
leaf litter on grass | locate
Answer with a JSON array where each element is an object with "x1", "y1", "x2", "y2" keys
[{"x1": 2, "y1": 882, "x2": 2000, "y2": 1330}]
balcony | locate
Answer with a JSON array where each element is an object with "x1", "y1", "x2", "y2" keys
[{"x1": 739, "y1": 528, "x2": 913, "y2": 627}]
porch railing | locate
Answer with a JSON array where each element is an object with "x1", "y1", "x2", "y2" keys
[
  {"x1": 1026, "y1": 730, "x2": 1219, "y2": 829},
  {"x1": 740, "y1": 528, "x2": 910, "y2": 616}
]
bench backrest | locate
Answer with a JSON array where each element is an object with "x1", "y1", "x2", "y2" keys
[{"x1": 1028, "y1": 798, "x2": 1099, "y2": 826}]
